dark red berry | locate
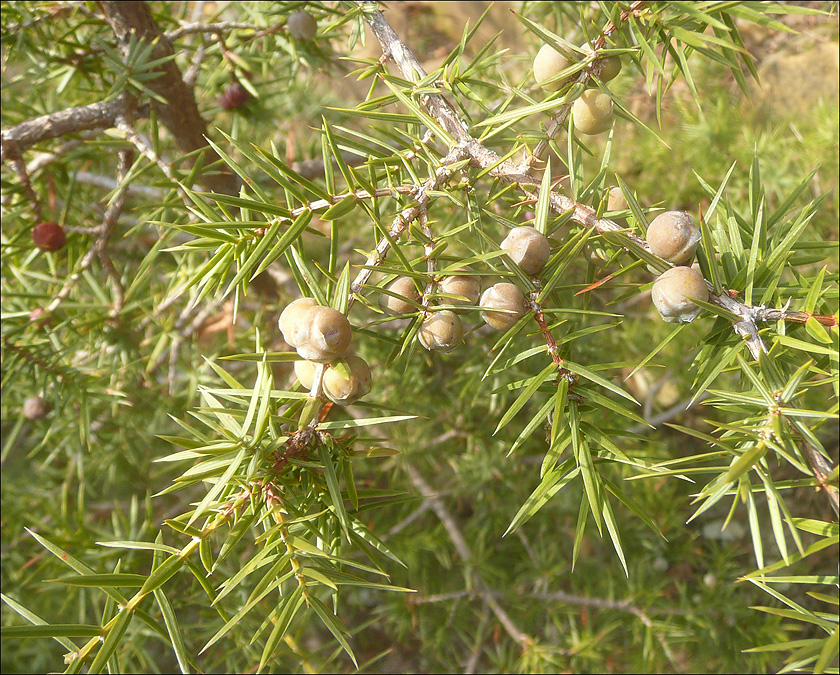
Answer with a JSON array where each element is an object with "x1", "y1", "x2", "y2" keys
[
  {"x1": 219, "y1": 83, "x2": 251, "y2": 110},
  {"x1": 32, "y1": 222, "x2": 66, "y2": 252}
]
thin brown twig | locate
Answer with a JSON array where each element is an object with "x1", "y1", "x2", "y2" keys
[
  {"x1": 8, "y1": 155, "x2": 43, "y2": 221},
  {"x1": 520, "y1": 0, "x2": 648, "y2": 172},
  {"x1": 44, "y1": 147, "x2": 133, "y2": 316},
  {"x1": 347, "y1": 145, "x2": 468, "y2": 310},
  {"x1": 97, "y1": 149, "x2": 133, "y2": 318},
  {"x1": 358, "y1": 0, "x2": 838, "y2": 530},
  {"x1": 404, "y1": 463, "x2": 535, "y2": 651}
]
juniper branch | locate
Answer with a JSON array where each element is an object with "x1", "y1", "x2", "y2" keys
[{"x1": 358, "y1": 1, "x2": 838, "y2": 515}]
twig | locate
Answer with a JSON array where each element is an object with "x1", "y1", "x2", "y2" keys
[
  {"x1": 1, "y1": 95, "x2": 134, "y2": 162},
  {"x1": 72, "y1": 172, "x2": 164, "y2": 198},
  {"x1": 97, "y1": 149, "x2": 133, "y2": 318},
  {"x1": 404, "y1": 463, "x2": 535, "y2": 650},
  {"x1": 8, "y1": 155, "x2": 43, "y2": 221},
  {"x1": 25, "y1": 131, "x2": 104, "y2": 175},
  {"x1": 44, "y1": 148, "x2": 133, "y2": 316},
  {"x1": 165, "y1": 21, "x2": 269, "y2": 42},
  {"x1": 358, "y1": 0, "x2": 840, "y2": 533},
  {"x1": 347, "y1": 145, "x2": 468, "y2": 310},
  {"x1": 115, "y1": 118, "x2": 190, "y2": 202},
  {"x1": 100, "y1": 1, "x2": 238, "y2": 194},
  {"x1": 520, "y1": 1, "x2": 648, "y2": 172}
]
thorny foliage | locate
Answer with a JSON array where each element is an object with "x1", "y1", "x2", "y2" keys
[{"x1": 1, "y1": 1, "x2": 838, "y2": 673}]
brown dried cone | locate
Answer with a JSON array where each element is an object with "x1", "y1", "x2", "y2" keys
[
  {"x1": 219, "y1": 82, "x2": 251, "y2": 110},
  {"x1": 651, "y1": 266, "x2": 709, "y2": 323},
  {"x1": 23, "y1": 396, "x2": 50, "y2": 420},
  {"x1": 323, "y1": 356, "x2": 372, "y2": 404},
  {"x1": 287, "y1": 10, "x2": 317, "y2": 40},
  {"x1": 500, "y1": 226, "x2": 551, "y2": 276},
  {"x1": 480, "y1": 283, "x2": 528, "y2": 331},
  {"x1": 439, "y1": 271, "x2": 481, "y2": 312},
  {"x1": 572, "y1": 90, "x2": 614, "y2": 135},
  {"x1": 646, "y1": 211, "x2": 701, "y2": 265},
  {"x1": 533, "y1": 43, "x2": 574, "y2": 91},
  {"x1": 32, "y1": 222, "x2": 66, "y2": 252},
  {"x1": 380, "y1": 276, "x2": 420, "y2": 315},
  {"x1": 418, "y1": 310, "x2": 464, "y2": 352}
]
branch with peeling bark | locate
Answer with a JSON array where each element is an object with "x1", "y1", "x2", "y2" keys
[
  {"x1": 357, "y1": 2, "x2": 837, "y2": 513},
  {"x1": 1, "y1": 96, "x2": 136, "y2": 163}
]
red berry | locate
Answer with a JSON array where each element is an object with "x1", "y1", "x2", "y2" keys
[
  {"x1": 32, "y1": 222, "x2": 66, "y2": 252},
  {"x1": 219, "y1": 83, "x2": 251, "y2": 110}
]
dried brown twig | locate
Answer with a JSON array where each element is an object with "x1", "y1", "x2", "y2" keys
[{"x1": 42, "y1": 149, "x2": 133, "y2": 318}]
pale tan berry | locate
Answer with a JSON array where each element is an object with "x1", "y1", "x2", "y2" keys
[
  {"x1": 418, "y1": 310, "x2": 464, "y2": 352},
  {"x1": 501, "y1": 226, "x2": 551, "y2": 276},
  {"x1": 294, "y1": 360, "x2": 318, "y2": 390},
  {"x1": 651, "y1": 266, "x2": 709, "y2": 323},
  {"x1": 23, "y1": 396, "x2": 49, "y2": 420},
  {"x1": 581, "y1": 43, "x2": 621, "y2": 82},
  {"x1": 323, "y1": 355, "x2": 372, "y2": 404},
  {"x1": 533, "y1": 43, "x2": 574, "y2": 91},
  {"x1": 296, "y1": 306, "x2": 352, "y2": 363},
  {"x1": 288, "y1": 11, "x2": 317, "y2": 40},
  {"x1": 480, "y1": 283, "x2": 528, "y2": 331},
  {"x1": 279, "y1": 297, "x2": 319, "y2": 348},
  {"x1": 573, "y1": 90, "x2": 614, "y2": 135},
  {"x1": 646, "y1": 211, "x2": 701, "y2": 265},
  {"x1": 607, "y1": 187, "x2": 629, "y2": 212},
  {"x1": 439, "y1": 271, "x2": 481, "y2": 311},
  {"x1": 380, "y1": 276, "x2": 420, "y2": 315}
]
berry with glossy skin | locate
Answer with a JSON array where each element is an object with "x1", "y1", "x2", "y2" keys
[
  {"x1": 323, "y1": 355, "x2": 372, "y2": 404},
  {"x1": 219, "y1": 83, "x2": 251, "y2": 110},
  {"x1": 296, "y1": 306, "x2": 352, "y2": 363},
  {"x1": 380, "y1": 276, "x2": 420, "y2": 315},
  {"x1": 480, "y1": 282, "x2": 528, "y2": 331},
  {"x1": 288, "y1": 11, "x2": 317, "y2": 40},
  {"x1": 533, "y1": 43, "x2": 574, "y2": 91},
  {"x1": 607, "y1": 187, "x2": 629, "y2": 212},
  {"x1": 500, "y1": 226, "x2": 551, "y2": 276},
  {"x1": 23, "y1": 396, "x2": 49, "y2": 420},
  {"x1": 294, "y1": 359, "x2": 318, "y2": 390},
  {"x1": 418, "y1": 310, "x2": 464, "y2": 352},
  {"x1": 572, "y1": 90, "x2": 614, "y2": 135},
  {"x1": 439, "y1": 271, "x2": 481, "y2": 311},
  {"x1": 279, "y1": 297, "x2": 319, "y2": 347},
  {"x1": 646, "y1": 211, "x2": 701, "y2": 265},
  {"x1": 651, "y1": 266, "x2": 709, "y2": 323},
  {"x1": 32, "y1": 222, "x2": 66, "y2": 252}
]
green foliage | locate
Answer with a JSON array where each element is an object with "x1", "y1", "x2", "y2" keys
[{"x1": 1, "y1": 1, "x2": 838, "y2": 673}]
